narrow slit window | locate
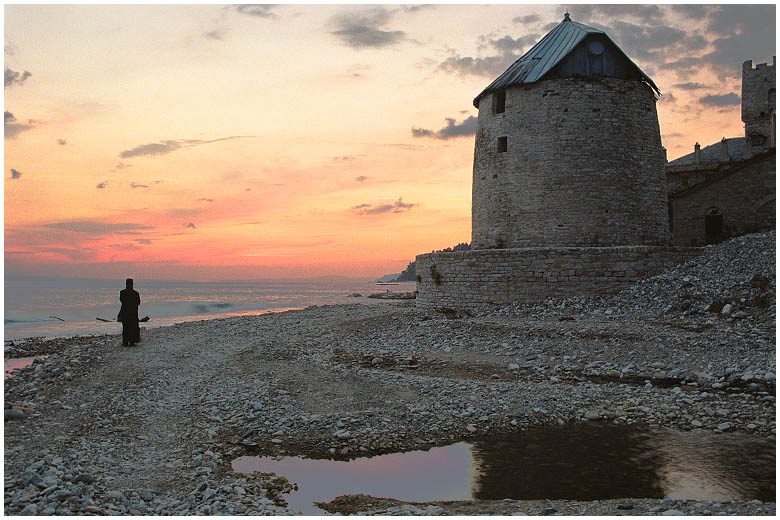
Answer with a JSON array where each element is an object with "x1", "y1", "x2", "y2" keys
[
  {"x1": 497, "y1": 136, "x2": 508, "y2": 153},
  {"x1": 494, "y1": 90, "x2": 506, "y2": 114}
]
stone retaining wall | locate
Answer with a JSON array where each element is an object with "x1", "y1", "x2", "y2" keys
[{"x1": 415, "y1": 246, "x2": 701, "y2": 311}]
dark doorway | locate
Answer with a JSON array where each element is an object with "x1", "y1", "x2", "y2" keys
[{"x1": 705, "y1": 207, "x2": 723, "y2": 242}]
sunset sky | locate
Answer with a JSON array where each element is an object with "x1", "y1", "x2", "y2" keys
[{"x1": 4, "y1": 4, "x2": 776, "y2": 280}]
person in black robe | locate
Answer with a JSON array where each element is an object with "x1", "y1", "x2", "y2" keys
[{"x1": 119, "y1": 278, "x2": 141, "y2": 347}]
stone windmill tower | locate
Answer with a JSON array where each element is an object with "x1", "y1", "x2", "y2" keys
[
  {"x1": 471, "y1": 13, "x2": 670, "y2": 249},
  {"x1": 415, "y1": 14, "x2": 695, "y2": 311}
]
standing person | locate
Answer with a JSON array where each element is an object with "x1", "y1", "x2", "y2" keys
[{"x1": 119, "y1": 278, "x2": 141, "y2": 347}]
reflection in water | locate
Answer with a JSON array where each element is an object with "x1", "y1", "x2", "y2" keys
[
  {"x1": 232, "y1": 423, "x2": 775, "y2": 515},
  {"x1": 4, "y1": 357, "x2": 42, "y2": 378},
  {"x1": 652, "y1": 428, "x2": 775, "y2": 501},
  {"x1": 470, "y1": 423, "x2": 664, "y2": 500},
  {"x1": 232, "y1": 443, "x2": 474, "y2": 515}
]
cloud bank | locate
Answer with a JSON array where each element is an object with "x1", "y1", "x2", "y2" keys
[{"x1": 412, "y1": 116, "x2": 477, "y2": 140}]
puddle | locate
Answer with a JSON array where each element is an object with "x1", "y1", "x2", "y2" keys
[
  {"x1": 4, "y1": 357, "x2": 44, "y2": 378},
  {"x1": 232, "y1": 423, "x2": 775, "y2": 515}
]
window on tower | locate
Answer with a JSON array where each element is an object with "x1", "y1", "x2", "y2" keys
[
  {"x1": 497, "y1": 136, "x2": 508, "y2": 153},
  {"x1": 494, "y1": 90, "x2": 506, "y2": 114}
]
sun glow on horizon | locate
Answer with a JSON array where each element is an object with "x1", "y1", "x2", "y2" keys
[{"x1": 5, "y1": 4, "x2": 774, "y2": 280}]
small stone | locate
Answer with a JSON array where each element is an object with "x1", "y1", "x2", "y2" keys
[
  {"x1": 617, "y1": 503, "x2": 634, "y2": 510},
  {"x1": 20, "y1": 504, "x2": 38, "y2": 515},
  {"x1": 5, "y1": 409, "x2": 26, "y2": 420},
  {"x1": 691, "y1": 420, "x2": 703, "y2": 428},
  {"x1": 721, "y1": 304, "x2": 733, "y2": 316},
  {"x1": 137, "y1": 489, "x2": 154, "y2": 501},
  {"x1": 508, "y1": 363, "x2": 520, "y2": 370},
  {"x1": 192, "y1": 455, "x2": 202, "y2": 467},
  {"x1": 466, "y1": 425, "x2": 477, "y2": 433},
  {"x1": 271, "y1": 438, "x2": 282, "y2": 444},
  {"x1": 717, "y1": 422, "x2": 732, "y2": 432},
  {"x1": 584, "y1": 410, "x2": 602, "y2": 420},
  {"x1": 662, "y1": 509, "x2": 686, "y2": 516},
  {"x1": 371, "y1": 358, "x2": 383, "y2": 366},
  {"x1": 542, "y1": 507, "x2": 557, "y2": 515}
]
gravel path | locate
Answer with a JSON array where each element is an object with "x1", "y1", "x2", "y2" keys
[{"x1": 4, "y1": 232, "x2": 776, "y2": 516}]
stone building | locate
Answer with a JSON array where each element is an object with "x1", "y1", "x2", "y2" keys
[
  {"x1": 416, "y1": 15, "x2": 697, "y2": 311},
  {"x1": 666, "y1": 57, "x2": 775, "y2": 246}
]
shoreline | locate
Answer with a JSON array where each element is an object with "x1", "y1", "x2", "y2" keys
[{"x1": 4, "y1": 232, "x2": 776, "y2": 516}]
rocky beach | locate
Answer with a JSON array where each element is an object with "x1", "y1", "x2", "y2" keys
[{"x1": 4, "y1": 232, "x2": 776, "y2": 516}]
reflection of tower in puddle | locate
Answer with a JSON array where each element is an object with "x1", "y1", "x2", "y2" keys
[
  {"x1": 650, "y1": 428, "x2": 775, "y2": 501},
  {"x1": 468, "y1": 423, "x2": 665, "y2": 501}
]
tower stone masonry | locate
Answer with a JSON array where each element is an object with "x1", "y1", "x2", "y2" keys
[
  {"x1": 415, "y1": 15, "x2": 699, "y2": 311},
  {"x1": 742, "y1": 57, "x2": 776, "y2": 148}
]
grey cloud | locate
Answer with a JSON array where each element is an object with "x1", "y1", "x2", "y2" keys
[
  {"x1": 198, "y1": 198, "x2": 214, "y2": 202},
  {"x1": 330, "y1": 8, "x2": 406, "y2": 49},
  {"x1": 4, "y1": 111, "x2": 34, "y2": 139},
  {"x1": 573, "y1": 5, "x2": 665, "y2": 24},
  {"x1": 130, "y1": 182, "x2": 149, "y2": 189},
  {"x1": 119, "y1": 136, "x2": 251, "y2": 158},
  {"x1": 10, "y1": 168, "x2": 22, "y2": 179},
  {"x1": 700, "y1": 93, "x2": 741, "y2": 106},
  {"x1": 185, "y1": 222, "x2": 197, "y2": 229},
  {"x1": 662, "y1": 132, "x2": 683, "y2": 139},
  {"x1": 352, "y1": 197, "x2": 417, "y2": 215},
  {"x1": 114, "y1": 161, "x2": 130, "y2": 170},
  {"x1": 700, "y1": 31, "x2": 776, "y2": 80},
  {"x1": 658, "y1": 92, "x2": 677, "y2": 105},
  {"x1": 439, "y1": 33, "x2": 537, "y2": 78},
  {"x1": 57, "y1": 138, "x2": 67, "y2": 146},
  {"x1": 439, "y1": 54, "x2": 511, "y2": 78},
  {"x1": 356, "y1": 175, "x2": 368, "y2": 182},
  {"x1": 401, "y1": 5, "x2": 435, "y2": 13},
  {"x1": 5, "y1": 44, "x2": 17, "y2": 56},
  {"x1": 670, "y1": 5, "x2": 713, "y2": 19},
  {"x1": 706, "y1": 4, "x2": 774, "y2": 36},
  {"x1": 5, "y1": 68, "x2": 31, "y2": 88},
  {"x1": 673, "y1": 82, "x2": 709, "y2": 90},
  {"x1": 120, "y1": 140, "x2": 183, "y2": 158},
  {"x1": 136, "y1": 239, "x2": 152, "y2": 245},
  {"x1": 488, "y1": 34, "x2": 538, "y2": 54},
  {"x1": 412, "y1": 116, "x2": 477, "y2": 140},
  {"x1": 205, "y1": 29, "x2": 227, "y2": 41},
  {"x1": 43, "y1": 221, "x2": 155, "y2": 234},
  {"x1": 96, "y1": 181, "x2": 108, "y2": 189},
  {"x1": 607, "y1": 21, "x2": 687, "y2": 60},
  {"x1": 232, "y1": 5, "x2": 277, "y2": 18},
  {"x1": 513, "y1": 14, "x2": 541, "y2": 25}
]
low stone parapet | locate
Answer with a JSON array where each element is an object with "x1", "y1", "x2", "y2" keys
[{"x1": 415, "y1": 246, "x2": 702, "y2": 311}]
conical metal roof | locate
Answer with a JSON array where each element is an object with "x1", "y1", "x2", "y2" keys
[{"x1": 473, "y1": 14, "x2": 660, "y2": 108}]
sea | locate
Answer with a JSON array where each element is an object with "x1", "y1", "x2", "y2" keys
[{"x1": 4, "y1": 276, "x2": 416, "y2": 341}]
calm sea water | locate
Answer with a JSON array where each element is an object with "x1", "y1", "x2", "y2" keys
[{"x1": 4, "y1": 276, "x2": 416, "y2": 341}]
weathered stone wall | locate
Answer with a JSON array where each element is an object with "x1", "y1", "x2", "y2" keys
[
  {"x1": 669, "y1": 152, "x2": 776, "y2": 246},
  {"x1": 415, "y1": 246, "x2": 700, "y2": 311},
  {"x1": 742, "y1": 58, "x2": 776, "y2": 143},
  {"x1": 472, "y1": 76, "x2": 669, "y2": 249}
]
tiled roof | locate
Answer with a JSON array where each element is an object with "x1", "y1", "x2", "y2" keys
[{"x1": 666, "y1": 138, "x2": 747, "y2": 166}]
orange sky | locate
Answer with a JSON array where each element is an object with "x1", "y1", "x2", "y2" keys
[{"x1": 4, "y1": 4, "x2": 775, "y2": 280}]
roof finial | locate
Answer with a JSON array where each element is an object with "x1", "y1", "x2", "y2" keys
[{"x1": 563, "y1": 11, "x2": 570, "y2": 21}]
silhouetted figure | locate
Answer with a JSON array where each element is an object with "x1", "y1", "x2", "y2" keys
[{"x1": 119, "y1": 278, "x2": 141, "y2": 347}]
